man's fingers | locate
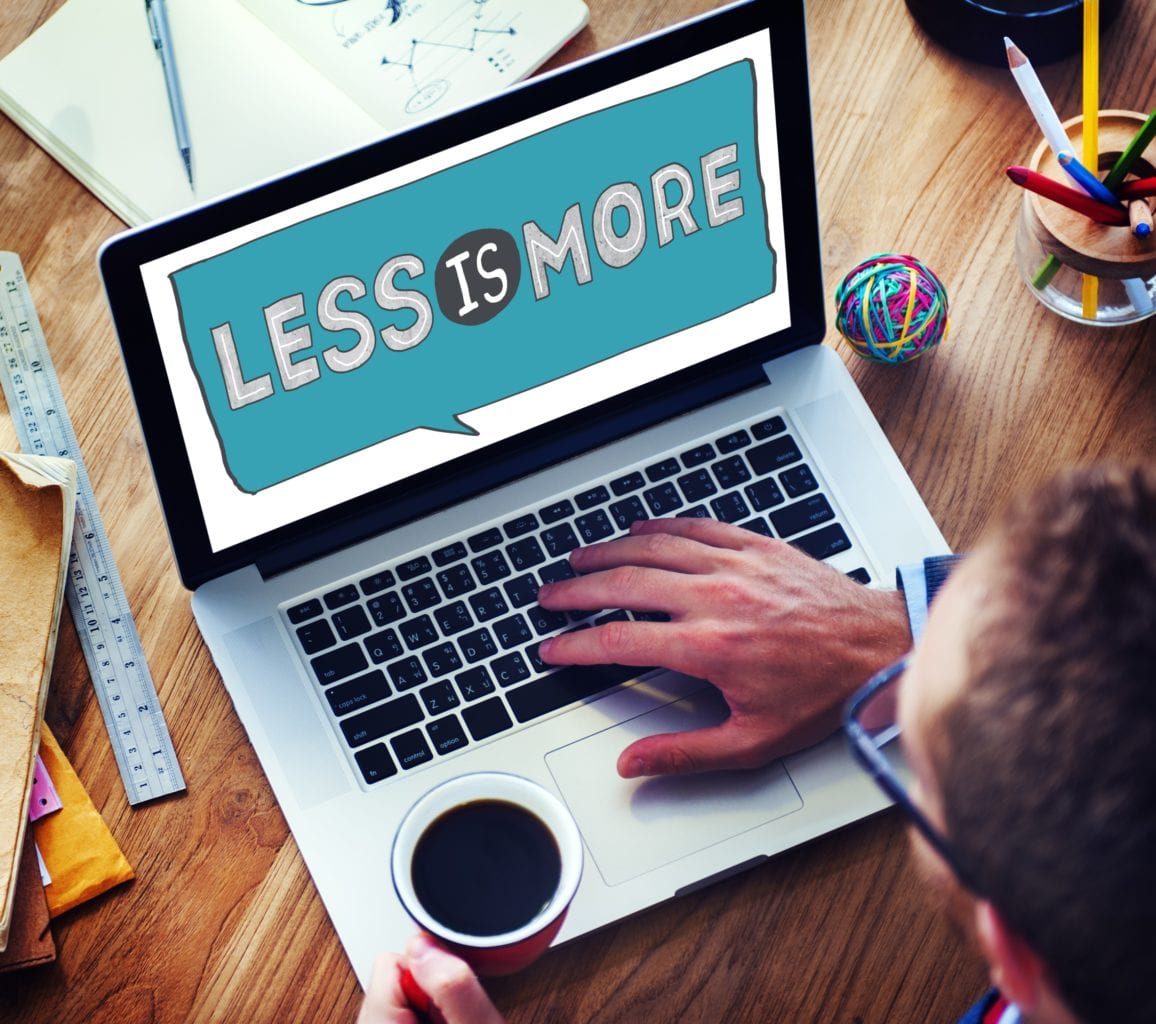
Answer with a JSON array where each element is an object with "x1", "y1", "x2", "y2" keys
[
  {"x1": 357, "y1": 953, "x2": 416, "y2": 1024},
  {"x1": 404, "y1": 936, "x2": 505, "y2": 1024},
  {"x1": 615, "y1": 721, "x2": 781, "y2": 778},
  {"x1": 538, "y1": 617, "x2": 694, "y2": 672},
  {"x1": 538, "y1": 564, "x2": 700, "y2": 619}
]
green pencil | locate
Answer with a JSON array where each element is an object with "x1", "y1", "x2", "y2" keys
[{"x1": 1103, "y1": 110, "x2": 1156, "y2": 192}]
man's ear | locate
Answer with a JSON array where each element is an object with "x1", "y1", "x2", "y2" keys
[{"x1": 973, "y1": 900, "x2": 1045, "y2": 1013}]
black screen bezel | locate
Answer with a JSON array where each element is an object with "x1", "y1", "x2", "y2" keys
[{"x1": 98, "y1": 0, "x2": 823, "y2": 590}]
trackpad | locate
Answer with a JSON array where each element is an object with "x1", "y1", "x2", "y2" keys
[{"x1": 545, "y1": 686, "x2": 803, "y2": 886}]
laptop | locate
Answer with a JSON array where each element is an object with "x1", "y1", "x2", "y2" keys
[{"x1": 99, "y1": 0, "x2": 948, "y2": 987}]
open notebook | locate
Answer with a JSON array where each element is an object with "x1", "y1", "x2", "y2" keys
[{"x1": 0, "y1": 0, "x2": 587, "y2": 224}]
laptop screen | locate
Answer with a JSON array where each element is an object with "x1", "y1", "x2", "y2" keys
[{"x1": 101, "y1": 0, "x2": 822, "y2": 587}]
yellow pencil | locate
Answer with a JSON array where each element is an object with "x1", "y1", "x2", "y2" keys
[{"x1": 1082, "y1": 0, "x2": 1100, "y2": 319}]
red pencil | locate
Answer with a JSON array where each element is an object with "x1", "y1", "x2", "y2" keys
[
  {"x1": 1116, "y1": 176, "x2": 1156, "y2": 200},
  {"x1": 1006, "y1": 165, "x2": 1129, "y2": 225}
]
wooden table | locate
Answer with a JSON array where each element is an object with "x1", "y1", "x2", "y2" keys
[{"x1": 1, "y1": 1, "x2": 1153, "y2": 1021}]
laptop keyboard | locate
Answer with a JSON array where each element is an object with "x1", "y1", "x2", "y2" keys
[{"x1": 282, "y1": 410, "x2": 871, "y2": 787}]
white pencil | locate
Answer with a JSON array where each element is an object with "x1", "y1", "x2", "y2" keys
[{"x1": 1005, "y1": 37, "x2": 1073, "y2": 163}]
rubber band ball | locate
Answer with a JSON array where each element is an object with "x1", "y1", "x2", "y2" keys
[{"x1": 834, "y1": 254, "x2": 950, "y2": 364}]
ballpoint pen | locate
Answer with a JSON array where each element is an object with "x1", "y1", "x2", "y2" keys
[{"x1": 145, "y1": 0, "x2": 194, "y2": 188}]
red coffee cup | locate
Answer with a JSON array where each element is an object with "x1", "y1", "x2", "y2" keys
[{"x1": 391, "y1": 771, "x2": 584, "y2": 978}]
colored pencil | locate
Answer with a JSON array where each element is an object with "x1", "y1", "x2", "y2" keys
[
  {"x1": 1058, "y1": 152, "x2": 1121, "y2": 207},
  {"x1": 1006, "y1": 166, "x2": 1129, "y2": 225},
  {"x1": 1004, "y1": 38, "x2": 1073, "y2": 161},
  {"x1": 1080, "y1": 0, "x2": 1099, "y2": 319},
  {"x1": 1116, "y1": 176, "x2": 1156, "y2": 200},
  {"x1": 1129, "y1": 199, "x2": 1154, "y2": 237},
  {"x1": 1103, "y1": 111, "x2": 1156, "y2": 193}
]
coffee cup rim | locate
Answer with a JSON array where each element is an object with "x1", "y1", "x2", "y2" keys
[{"x1": 391, "y1": 771, "x2": 584, "y2": 949}]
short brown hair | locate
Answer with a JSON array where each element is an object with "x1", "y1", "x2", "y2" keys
[{"x1": 934, "y1": 463, "x2": 1156, "y2": 1024}]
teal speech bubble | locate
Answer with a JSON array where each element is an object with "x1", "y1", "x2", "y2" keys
[{"x1": 170, "y1": 60, "x2": 776, "y2": 493}]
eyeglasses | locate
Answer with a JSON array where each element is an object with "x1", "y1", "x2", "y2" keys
[{"x1": 843, "y1": 655, "x2": 979, "y2": 893}]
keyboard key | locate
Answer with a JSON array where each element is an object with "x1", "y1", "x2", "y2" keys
[
  {"x1": 434, "y1": 601, "x2": 474, "y2": 637},
  {"x1": 745, "y1": 477, "x2": 785, "y2": 511},
  {"x1": 462, "y1": 697, "x2": 514, "y2": 741},
  {"x1": 326, "y1": 669, "x2": 391, "y2": 717},
  {"x1": 426, "y1": 715, "x2": 469, "y2": 755},
  {"x1": 781, "y1": 463, "x2": 819, "y2": 498},
  {"x1": 492, "y1": 652, "x2": 531, "y2": 687},
  {"x1": 680, "y1": 443, "x2": 716, "y2": 467},
  {"x1": 312, "y1": 644, "x2": 369, "y2": 685},
  {"x1": 455, "y1": 665, "x2": 496, "y2": 701},
  {"x1": 459, "y1": 628, "x2": 498, "y2": 663},
  {"x1": 539, "y1": 499, "x2": 575, "y2": 524},
  {"x1": 677, "y1": 469, "x2": 717, "y2": 503},
  {"x1": 644, "y1": 457, "x2": 680, "y2": 482},
  {"x1": 507, "y1": 536, "x2": 547, "y2": 570},
  {"x1": 716, "y1": 429, "x2": 751, "y2": 453},
  {"x1": 610, "y1": 471, "x2": 645, "y2": 495},
  {"x1": 576, "y1": 509, "x2": 614, "y2": 543},
  {"x1": 397, "y1": 556, "x2": 432, "y2": 581},
  {"x1": 419, "y1": 679, "x2": 461, "y2": 715},
  {"x1": 643, "y1": 482, "x2": 683, "y2": 515},
  {"x1": 525, "y1": 642, "x2": 549, "y2": 673},
  {"x1": 747, "y1": 435, "x2": 803, "y2": 475},
  {"x1": 367, "y1": 592, "x2": 405, "y2": 626},
  {"x1": 594, "y1": 609, "x2": 630, "y2": 626},
  {"x1": 296, "y1": 619, "x2": 336, "y2": 654},
  {"x1": 751, "y1": 415, "x2": 787, "y2": 439},
  {"x1": 503, "y1": 513, "x2": 539, "y2": 538},
  {"x1": 504, "y1": 573, "x2": 540, "y2": 608},
  {"x1": 391, "y1": 729, "x2": 433, "y2": 770},
  {"x1": 542, "y1": 524, "x2": 580, "y2": 558},
  {"x1": 712, "y1": 455, "x2": 751, "y2": 490},
  {"x1": 469, "y1": 587, "x2": 509, "y2": 622},
  {"x1": 847, "y1": 567, "x2": 872, "y2": 585},
  {"x1": 354, "y1": 744, "x2": 397, "y2": 785},
  {"x1": 505, "y1": 663, "x2": 641, "y2": 723},
  {"x1": 711, "y1": 492, "x2": 751, "y2": 523},
  {"x1": 364, "y1": 628, "x2": 404, "y2": 664},
  {"x1": 575, "y1": 485, "x2": 610, "y2": 510},
  {"x1": 332, "y1": 605, "x2": 371, "y2": 641},
  {"x1": 468, "y1": 527, "x2": 503, "y2": 553},
  {"x1": 323, "y1": 584, "x2": 359, "y2": 610},
  {"x1": 341, "y1": 692, "x2": 423, "y2": 746},
  {"x1": 436, "y1": 564, "x2": 477, "y2": 599},
  {"x1": 492, "y1": 613, "x2": 532, "y2": 650},
  {"x1": 538, "y1": 560, "x2": 576, "y2": 584},
  {"x1": 359, "y1": 570, "x2": 396, "y2": 596},
  {"x1": 472, "y1": 549, "x2": 512, "y2": 585},
  {"x1": 432, "y1": 541, "x2": 468, "y2": 566},
  {"x1": 677, "y1": 504, "x2": 711, "y2": 518},
  {"x1": 791, "y1": 523, "x2": 852, "y2": 560},
  {"x1": 287, "y1": 598, "x2": 323, "y2": 624},
  {"x1": 400, "y1": 615, "x2": 439, "y2": 651},
  {"x1": 769, "y1": 495, "x2": 835, "y2": 538},
  {"x1": 387, "y1": 656, "x2": 429, "y2": 691},
  {"x1": 609, "y1": 496, "x2": 648, "y2": 531},
  {"x1": 527, "y1": 604, "x2": 568, "y2": 635},
  {"x1": 421, "y1": 642, "x2": 463, "y2": 678},
  {"x1": 403, "y1": 577, "x2": 441, "y2": 613}
]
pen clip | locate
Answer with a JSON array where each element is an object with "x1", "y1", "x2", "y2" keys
[{"x1": 145, "y1": 0, "x2": 162, "y2": 50}]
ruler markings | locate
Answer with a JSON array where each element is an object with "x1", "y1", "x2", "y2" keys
[{"x1": 0, "y1": 252, "x2": 184, "y2": 805}]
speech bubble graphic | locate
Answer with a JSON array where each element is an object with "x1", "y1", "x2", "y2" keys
[{"x1": 170, "y1": 60, "x2": 775, "y2": 494}]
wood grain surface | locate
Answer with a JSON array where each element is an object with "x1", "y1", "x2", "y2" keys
[{"x1": 1, "y1": 1, "x2": 1153, "y2": 1021}]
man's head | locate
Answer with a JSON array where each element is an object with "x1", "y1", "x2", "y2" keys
[{"x1": 900, "y1": 463, "x2": 1156, "y2": 1024}]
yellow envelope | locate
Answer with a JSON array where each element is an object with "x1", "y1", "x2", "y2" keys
[{"x1": 32, "y1": 725, "x2": 134, "y2": 917}]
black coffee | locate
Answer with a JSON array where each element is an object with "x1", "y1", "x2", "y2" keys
[{"x1": 411, "y1": 799, "x2": 562, "y2": 937}]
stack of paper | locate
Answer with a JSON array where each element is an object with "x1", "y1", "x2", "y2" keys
[{"x1": 0, "y1": 452, "x2": 76, "y2": 953}]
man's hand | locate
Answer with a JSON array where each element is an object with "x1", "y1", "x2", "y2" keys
[
  {"x1": 537, "y1": 517, "x2": 910, "y2": 777},
  {"x1": 357, "y1": 936, "x2": 505, "y2": 1024}
]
